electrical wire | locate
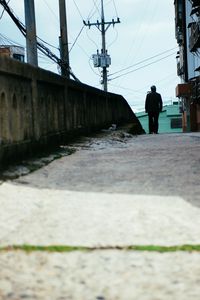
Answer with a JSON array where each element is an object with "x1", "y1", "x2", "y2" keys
[
  {"x1": 134, "y1": 73, "x2": 178, "y2": 92},
  {"x1": 105, "y1": 0, "x2": 113, "y2": 7},
  {"x1": 76, "y1": 42, "x2": 91, "y2": 58},
  {"x1": 120, "y1": 1, "x2": 151, "y2": 70},
  {"x1": 132, "y1": 0, "x2": 160, "y2": 63},
  {"x1": 112, "y1": 0, "x2": 118, "y2": 18},
  {"x1": 142, "y1": 1, "x2": 160, "y2": 49},
  {"x1": 41, "y1": 0, "x2": 84, "y2": 56},
  {"x1": 86, "y1": 27, "x2": 99, "y2": 49},
  {"x1": 109, "y1": 47, "x2": 178, "y2": 77},
  {"x1": 0, "y1": 0, "x2": 79, "y2": 81},
  {"x1": 89, "y1": 56, "x2": 101, "y2": 77},
  {"x1": 0, "y1": 33, "x2": 53, "y2": 66},
  {"x1": 42, "y1": 0, "x2": 86, "y2": 55},
  {"x1": 91, "y1": 0, "x2": 101, "y2": 18},
  {"x1": 69, "y1": 0, "x2": 100, "y2": 54},
  {"x1": 0, "y1": 32, "x2": 24, "y2": 47},
  {"x1": 109, "y1": 52, "x2": 176, "y2": 81},
  {"x1": 42, "y1": 0, "x2": 59, "y2": 24},
  {"x1": 37, "y1": 36, "x2": 59, "y2": 51},
  {"x1": 87, "y1": 0, "x2": 100, "y2": 21},
  {"x1": 72, "y1": 0, "x2": 85, "y2": 20},
  {"x1": 69, "y1": 25, "x2": 85, "y2": 53},
  {"x1": 0, "y1": 8, "x2": 4, "y2": 19},
  {"x1": 109, "y1": 82, "x2": 144, "y2": 94},
  {"x1": 0, "y1": 0, "x2": 9, "y2": 19},
  {"x1": 107, "y1": 26, "x2": 118, "y2": 48}
]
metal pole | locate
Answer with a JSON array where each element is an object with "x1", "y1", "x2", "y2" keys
[
  {"x1": 24, "y1": 0, "x2": 38, "y2": 66},
  {"x1": 101, "y1": 0, "x2": 107, "y2": 92},
  {"x1": 59, "y1": 0, "x2": 70, "y2": 78}
]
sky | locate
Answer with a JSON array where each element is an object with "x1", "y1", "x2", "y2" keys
[{"x1": 0, "y1": 0, "x2": 180, "y2": 112}]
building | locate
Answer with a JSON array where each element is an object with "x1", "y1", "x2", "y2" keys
[
  {"x1": 0, "y1": 45, "x2": 25, "y2": 62},
  {"x1": 136, "y1": 102, "x2": 182, "y2": 134},
  {"x1": 174, "y1": 0, "x2": 200, "y2": 131}
]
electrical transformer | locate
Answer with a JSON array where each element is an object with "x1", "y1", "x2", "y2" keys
[{"x1": 92, "y1": 52, "x2": 111, "y2": 68}]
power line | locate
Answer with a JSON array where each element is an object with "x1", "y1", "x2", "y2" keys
[
  {"x1": 69, "y1": 25, "x2": 85, "y2": 53},
  {"x1": 134, "y1": 73, "x2": 178, "y2": 92},
  {"x1": 69, "y1": 0, "x2": 113, "y2": 57},
  {"x1": 72, "y1": 0, "x2": 85, "y2": 20},
  {"x1": 42, "y1": 0, "x2": 59, "y2": 24},
  {"x1": 0, "y1": 32, "x2": 24, "y2": 47},
  {"x1": 69, "y1": 0, "x2": 99, "y2": 54},
  {"x1": 112, "y1": 0, "x2": 118, "y2": 17},
  {"x1": 109, "y1": 82, "x2": 144, "y2": 94},
  {"x1": 89, "y1": 56, "x2": 101, "y2": 77},
  {"x1": 119, "y1": 1, "x2": 151, "y2": 71},
  {"x1": 107, "y1": 26, "x2": 118, "y2": 48},
  {"x1": 131, "y1": 0, "x2": 159, "y2": 64},
  {"x1": 91, "y1": 0, "x2": 101, "y2": 17},
  {"x1": 0, "y1": 0, "x2": 79, "y2": 81},
  {"x1": 109, "y1": 47, "x2": 178, "y2": 77},
  {"x1": 86, "y1": 27, "x2": 99, "y2": 48},
  {"x1": 37, "y1": 36, "x2": 59, "y2": 51},
  {"x1": 0, "y1": 0, "x2": 10, "y2": 19},
  {"x1": 109, "y1": 73, "x2": 178, "y2": 95},
  {"x1": 109, "y1": 52, "x2": 176, "y2": 81},
  {"x1": 84, "y1": 0, "x2": 120, "y2": 91}
]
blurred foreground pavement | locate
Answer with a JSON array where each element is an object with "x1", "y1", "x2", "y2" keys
[{"x1": 0, "y1": 131, "x2": 200, "y2": 300}]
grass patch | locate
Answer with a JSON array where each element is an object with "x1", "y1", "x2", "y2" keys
[
  {"x1": 0, "y1": 245, "x2": 89, "y2": 253},
  {"x1": 1, "y1": 244, "x2": 200, "y2": 253},
  {"x1": 126, "y1": 245, "x2": 200, "y2": 252}
]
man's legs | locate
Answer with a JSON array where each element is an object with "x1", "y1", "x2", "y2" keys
[
  {"x1": 148, "y1": 113, "x2": 154, "y2": 134},
  {"x1": 153, "y1": 112, "x2": 159, "y2": 133}
]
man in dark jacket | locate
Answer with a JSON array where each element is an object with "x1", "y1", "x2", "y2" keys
[{"x1": 145, "y1": 85, "x2": 163, "y2": 134}]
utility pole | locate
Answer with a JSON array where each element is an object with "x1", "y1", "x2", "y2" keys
[
  {"x1": 84, "y1": 0, "x2": 120, "y2": 92},
  {"x1": 59, "y1": 0, "x2": 70, "y2": 78},
  {"x1": 101, "y1": 0, "x2": 108, "y2": 92},
  {"x1": 24, "y1": 0, "x2": 38, "y2": 66}
]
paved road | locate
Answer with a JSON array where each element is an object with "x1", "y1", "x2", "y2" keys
[
  {"x1": 15, "y1": 131, "x2": 200, "y2": 207},
  {"x1": 0, "y1": 131, "x2": 200, "y2": 299}
]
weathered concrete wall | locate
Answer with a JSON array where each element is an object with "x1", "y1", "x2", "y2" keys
[{"x1": 0, "y1": 56, "x2": 142, "y2": 167}]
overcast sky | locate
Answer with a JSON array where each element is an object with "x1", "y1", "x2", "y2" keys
[{"x1": 0, "y1": 0, "x2": 179, "y2": 112}]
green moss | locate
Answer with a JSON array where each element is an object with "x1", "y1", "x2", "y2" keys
[
  {"x1": 1, "y1": 244, "x2": 200, "y2": 253},
  {"x1": 0, "y1": 245, "x2": 88, "y2": 253},
  {"x1": 126, "y1": 245, "x2": 200, "y2": 252}
]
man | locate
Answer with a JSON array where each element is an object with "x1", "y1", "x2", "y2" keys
[{"x1": 145, "y1": 85, "x2": 163, "y2": 134}]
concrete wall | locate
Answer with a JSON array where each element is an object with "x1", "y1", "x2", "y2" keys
[{"x1": 0, "y1": 56, "x2": 142, "y2": 167}]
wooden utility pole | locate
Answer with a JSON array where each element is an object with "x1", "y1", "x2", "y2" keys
[
  {"x1": 59, "y1": 0, "x2": 70, "y2": 78},
  {"x1": 84, "y1": 0, "x2": 120, "y2": 92},
  {"x1": 24, "y1": 0, "x2": 38, "y2": 66},
  {"x1": 101, "y1": 0, "x2": 107, "y2": 91}
]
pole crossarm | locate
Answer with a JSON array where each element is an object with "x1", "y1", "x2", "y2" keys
[
  {"x1": 83, "y1": 18, "x2": 120, "y2": 31},
  {"x1": 83, "y1": 0, "x2": 120, "y2": 92}
]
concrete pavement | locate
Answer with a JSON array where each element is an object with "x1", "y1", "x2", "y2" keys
[
  {"x1": 0, "y1": 184, "x2": 200, "y2": 247},
  {"x1": 0, "y1": 131, "x2": 200, "y2": 299},
  {"x1": 13, "y1": 131, "x2": 200, "y2": 206}
]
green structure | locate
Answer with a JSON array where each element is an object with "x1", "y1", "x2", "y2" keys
[{"x1": 136, "y1": 102, "x2": 182, "y2": 134}]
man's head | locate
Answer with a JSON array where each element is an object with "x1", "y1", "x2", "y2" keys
[{"x1": 151, "y1": 85, "x2": 156, "y2": 92}]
